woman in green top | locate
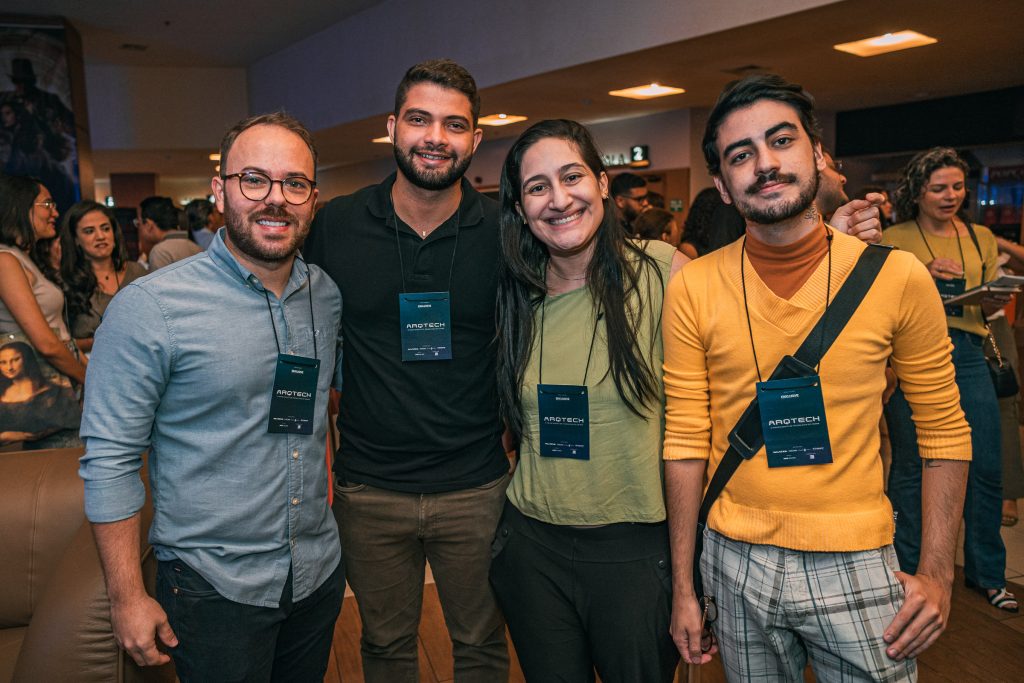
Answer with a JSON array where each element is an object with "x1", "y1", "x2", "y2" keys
[
  {"x1": 882, "y1": 147, "x2": 1016, "y2": 613},
  {"x1": 490, "y1": 119, "x2": 687, "y2": 681}
]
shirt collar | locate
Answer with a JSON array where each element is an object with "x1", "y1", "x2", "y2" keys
[
  {"x1": 207, "y1": 227, "x2": 309, "y2": 297},
  {"x1": 367, "y1": 172, "x2": 485, "y2": 229}
]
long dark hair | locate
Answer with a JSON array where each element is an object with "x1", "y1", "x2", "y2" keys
[
  {"x1": 497, "y1": 119, "x2": 662, "y2": 441},
  {"x1": 0, "y1": 340, "x2": 46, "y2": 393},
  {"x1": 59, "y1": 201, "x2": 128, "y2": 323},
  {"x1": 0, "y1": 173, "x2": 42, "y2": 250}
]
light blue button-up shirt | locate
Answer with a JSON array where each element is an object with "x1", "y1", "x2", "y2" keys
[{"x1": 80, "y1": 231, "x2": 343, "y2": 607}]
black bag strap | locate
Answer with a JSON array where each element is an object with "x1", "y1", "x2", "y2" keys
[
  {"x1": 961, "y1": 219, "x2": 987, "y2": 283},
  {"x1": 693, "y1": 242, "x2": 892, "y2": 596},
  {"x1": 961, "y1": 220, "x2": 998, "y2": 337}
]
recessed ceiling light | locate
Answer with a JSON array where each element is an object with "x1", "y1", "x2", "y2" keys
[
  {"x1": 608, "y1": 83, "x2": 685, "y2": 100},
  {"x1": 479, "y1": 114, "x2": 528, "y2": 127},
  {"x1": 214, "y1": 164, "x2": 220, "y2": 173},
  {"x1": 372, "y1": 136, "x2": 391, "y2": 143},
  {"x1": 834, "y1": 30, "x2": 937, "y2": 57},
  {"x1": 209, "y1": 153, "x2": 221, "y2": 161}
]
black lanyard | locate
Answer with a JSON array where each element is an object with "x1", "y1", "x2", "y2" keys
[
  {"x1": 914, "y1": 218, "x2": 966, "y2": 275},
  {"x1": 538, "y1": 294, "x2": 601, "y2": 386},
  {"x1": 391, "y1": 197, "x2": 460, "y2": 295},
  {"x1": 741, "y1": 228, "x2": 832, "y2": 382},
  {"x1": 263, "y1": 259, "x2": 317, "y2": 359}
]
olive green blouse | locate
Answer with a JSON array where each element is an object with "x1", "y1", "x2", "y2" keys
[{"x1": 508, "y1": 239, "x2": 676, "y2": 525}]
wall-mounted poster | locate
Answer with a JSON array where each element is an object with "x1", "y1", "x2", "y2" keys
[{"x1": 0, "y1": 23, "x2": 79, "y2": 211}]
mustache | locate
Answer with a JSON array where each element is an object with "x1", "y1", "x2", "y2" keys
[
  {"x1": 746, "y1": 169, "x2": 798, "y2": 195},
  {"x1": 252, "y1": 206, "x2": 292, "y2": 222},
  {"x1": 410, "y1": 145, "x2": 454, "y2": 160}
]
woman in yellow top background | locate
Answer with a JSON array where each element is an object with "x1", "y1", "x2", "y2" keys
[{"x1": 882, "y1": 147, "x2": 1015, "y2": 612}]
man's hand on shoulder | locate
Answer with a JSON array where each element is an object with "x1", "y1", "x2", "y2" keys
[
  {"x1": 110, "y1": 593, "x2": 178, "y2": 666},
  {"x1": 883, "y1": 571, "x2": 951, "y2": 661},
  {"x1": 831, "y1": 193, "x2": 884, "y2": 244}
]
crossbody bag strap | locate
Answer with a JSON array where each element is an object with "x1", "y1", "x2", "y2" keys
[
  {"x1": 962, "y1": 220, "x2": 986, "y2": 283},
  {"x1": 692, "y1": 243, "x2": 892, "y2": 595}
]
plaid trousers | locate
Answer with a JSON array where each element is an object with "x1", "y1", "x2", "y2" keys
[{"x1": 702, "y1": 529, "x2": 917, "y2": 682}]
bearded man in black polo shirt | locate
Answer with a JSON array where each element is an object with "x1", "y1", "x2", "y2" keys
[{"x1": 303, "y1": 60, "x2": 510, "y2": 682}]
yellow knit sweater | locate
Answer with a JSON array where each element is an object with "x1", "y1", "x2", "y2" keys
[{"x1": 663, "y1": 229, "x2": 971, "y2": 552}]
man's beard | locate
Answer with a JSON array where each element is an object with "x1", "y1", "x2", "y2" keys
[
  {"x1": 730, "y1": 169, "x2": 819, "y2": 225},
  {"x1": 816, "y1": 177, "x2": 849, "y2": 220},
  {"x1": 223, "y1": 195, "x2": 309, "y2": 264},
  {"x1": 393, "y1": 143, "x2": 472, "y2": 191}
]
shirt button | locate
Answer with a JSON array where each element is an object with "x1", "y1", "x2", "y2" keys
[
  {"x1": 290, "y1": 539, "x2": 296, "y2": 547},
  {"x1": 291, "y1": 497, "x2": 299, "y2": 505},
  {"x1": 292, "y1": 449, "x2": 299, "y2": 459}
]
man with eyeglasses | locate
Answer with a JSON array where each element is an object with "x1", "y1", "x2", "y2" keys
[
  {"x1": 80, "y1": 112, "x2": 345, "y2": 681},
  {"x1": 611, "y1": 172, "x2": 650, "y2": 232}
]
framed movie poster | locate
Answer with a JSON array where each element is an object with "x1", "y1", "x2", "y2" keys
[{"x1": 0, "y1": 21, "x2": 81, "y2": 211}]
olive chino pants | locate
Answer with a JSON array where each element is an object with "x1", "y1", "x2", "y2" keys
[{"x1": 334, "y1": 473, "x2": 511, "y2": 682}]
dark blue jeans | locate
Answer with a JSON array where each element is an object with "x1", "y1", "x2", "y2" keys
[
  {"x1": 884, "y1": 328, "x2": 1006, "y2": 588},
  {"x1": 156, "y1": 559, "x2": 344, "y2": 682}
]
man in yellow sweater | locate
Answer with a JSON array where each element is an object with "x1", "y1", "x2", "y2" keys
[{"x1": 664, "y1": 75, "x2": 971, "y2": 682}]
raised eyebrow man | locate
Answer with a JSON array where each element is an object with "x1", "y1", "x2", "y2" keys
[
  {"x1": 302, "y1": 59, "x2": 510, "y2": 682},
  {"x1": 80, "y1": 112, "x2": 345, "y2": 682},
  {"x1": 662, "y1": 74, "x2": 970, "y2": 682}
]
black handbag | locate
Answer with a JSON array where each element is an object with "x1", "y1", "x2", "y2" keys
[
  {"x1": 962, "y1": 223, "x2": 1021, "y2": 399},
  {"x1": 986, "y1": 332, "x2": 1020, "y2": 398}
]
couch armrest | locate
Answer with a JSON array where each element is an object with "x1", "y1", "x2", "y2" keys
[{"x1": 12, "y1": 519, "x2": 174, "y2": 683}]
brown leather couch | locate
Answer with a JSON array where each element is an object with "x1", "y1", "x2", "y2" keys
[{"x1": 0, "y1": 447, "x2": 175, "y2": 682}]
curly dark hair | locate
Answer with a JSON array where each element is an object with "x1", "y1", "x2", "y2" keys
[
  {"x1": 892, "y1": 147, "x2": 968, "y2": 221},
  {"x1": 58, "y1": 201, "x2": 128, "y2": 323},
  {"x1": 496, "y1": 119, "x2": 663, "y2": 441}
]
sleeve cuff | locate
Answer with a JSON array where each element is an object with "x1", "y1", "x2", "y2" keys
[{"x1": 83, "y1": 474, "x2": 147, "y2": 523}]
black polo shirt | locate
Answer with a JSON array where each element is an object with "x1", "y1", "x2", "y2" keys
[{"x1": 303, "y1": 173, "x2": 507, "y2": 493}]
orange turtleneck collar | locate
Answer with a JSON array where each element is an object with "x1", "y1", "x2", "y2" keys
[{"x1": 744, "y1": 221, "x2": 831, "y2": 300}]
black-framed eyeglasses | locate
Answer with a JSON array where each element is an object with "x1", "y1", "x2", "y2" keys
[
  {"x1": 700, "y1": 596, "x2": 718, "y2": 654},
  {"x1": 34, "y1": 199, "x2": 57, "y2": 210},
  {"x1": 222, "y1": 171, "x2": 316, "y2": 205}
]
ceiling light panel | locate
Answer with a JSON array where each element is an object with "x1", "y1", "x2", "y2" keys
[
  {"x1": 834, "y1": 30, "x2": 938, "y2": 57},
  {"x1": 608, "y1": 83, "x2": 686, "y2": 100}
]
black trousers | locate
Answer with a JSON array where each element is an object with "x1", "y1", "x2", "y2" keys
[
  {"x1": 489, "y1": 500, "x2": 678, "y2": 683},
  {"x1": 156, "y1": 559, "x2": 344, "y2": 683}
]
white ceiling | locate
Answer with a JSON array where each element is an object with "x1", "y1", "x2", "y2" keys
[{"x1": 5, "y1": 0, "x2": 1024, "y2": 184}]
